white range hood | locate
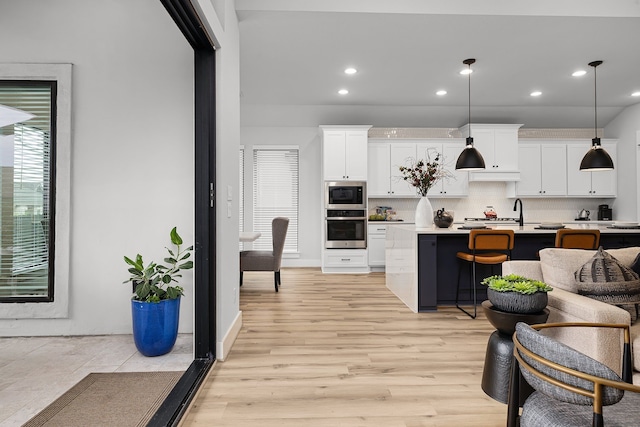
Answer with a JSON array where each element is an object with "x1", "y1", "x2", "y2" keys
[{"x1": 468, "y1": 171, "x2": 521, "y2": 182}]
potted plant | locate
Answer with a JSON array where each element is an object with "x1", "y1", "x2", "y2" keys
[
  {"x1": 481, "y1": 274, "x2": 553, "y2": 314},
  {"x1": 398, "y1": 149, "x2": 453, "y2": 228},
  {"x1": 123, "y1": 227, "x2": 193, "y2": 356}
]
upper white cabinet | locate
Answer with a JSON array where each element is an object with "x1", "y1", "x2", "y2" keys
[
  {"x1": 416, "y1": 140, "x2": 468, "y2": 197},
  {"x1": 459, "y1": 124, "x2": 523, "y2": 181},
  {"x1": 566, "y1": 140, "x2": 617, "y2": 197},
  {"x1": 321, "y1": 126, "x2": 371, "y2": 181},
  {"x1": 368, "y1": 141, "x2": 416, "y2": 196},
  {"x1": 515, "y1": 143, "x2": 567, "y2": 196}
]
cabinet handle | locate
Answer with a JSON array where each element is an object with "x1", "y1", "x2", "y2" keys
[{"x1": 341, "y1": 258, "x2": 351, "y2": 262}]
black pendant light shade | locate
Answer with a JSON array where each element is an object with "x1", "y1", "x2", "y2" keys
[
  {"x1": 580, "y1": 60, "x2": 614, "y2": 171},
  {"x1": 579, "y1": 138, "x2": 614, "y2": 171},
  {"x1": 456, "y1": 137, "x2": 486, "y2": 170},
  {"x1": 456, "y1": 58, "x2": 486, "y2": 170}
]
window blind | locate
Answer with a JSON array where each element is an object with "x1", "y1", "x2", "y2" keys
[
  {"x1": 0, "y1": 81, "x2": 54, "y2": 300},
  {"x1": 252, "y1": 148, "x2": 298, "y2": 252}
]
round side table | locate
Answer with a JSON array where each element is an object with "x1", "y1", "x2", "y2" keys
[{"x1": 480, "y1": 300, "x2": 549, "y2": 404}]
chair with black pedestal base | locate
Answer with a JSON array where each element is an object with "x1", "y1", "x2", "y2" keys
[
  {"x1": 240, "y1": 217, "x2": 289, "y2": 292},
  {"x1": 555, "y1": 229, "x2": 600, "y2": 249},
  {"x1": 510, "y1": 322, "x2": 640, "y2": 427},
  {"x1": 455, "y1": 229, "x2": 515, "y2": 318}
]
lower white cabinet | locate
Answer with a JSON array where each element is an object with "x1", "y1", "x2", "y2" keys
[
  {"x1": 323, "y1": 249, "x2": 368, "y2": 268},
  {"x1": 368, "y1": 223, "x2": 387, "y2": 267}
]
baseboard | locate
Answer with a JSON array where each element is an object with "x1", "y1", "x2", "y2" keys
[{"x1": 216, "y1": 310, "x2": 242, "y2": 361}]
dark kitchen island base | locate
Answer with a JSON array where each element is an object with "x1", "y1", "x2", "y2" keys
[{"x1": 385, "y1": 224, "x2": 640, "y2": 313}]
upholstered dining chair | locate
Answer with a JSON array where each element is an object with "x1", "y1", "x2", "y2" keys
[
  {"x1": 455, "y1": 229, "x2": 515, "y2": 318},
  {"x1": 555, "y1": 229, "x2": 600, "y2": 249},
  {"x1": 510, "y1": 322, "x2": 640, "y2": 427},
  {"x1": 240, "y1": 217, "x2": 289, "y2": 292}
]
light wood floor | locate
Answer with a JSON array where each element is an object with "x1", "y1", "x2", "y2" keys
[{"x1": 181, "y1": 268, "x2": 507, "y2": 426}]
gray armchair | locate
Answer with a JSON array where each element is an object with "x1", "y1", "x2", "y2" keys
[
  {"x1": 240, "y1": 217, "x2": 289, "y2": 292},
  {"x1": 511, "y1": 322, "x2": 640, "y2": 427}
]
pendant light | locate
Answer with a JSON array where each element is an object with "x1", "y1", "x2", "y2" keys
[
  {"x1": 456, "y1": 58, "x2": 486, "y2": 170},
  {"x1": 579, "y1": 60, "x2": 614, "y2": 171}
]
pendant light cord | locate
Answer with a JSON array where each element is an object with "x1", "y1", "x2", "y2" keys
[
  {"x1": 468, "y1": 63, "x2": 471, "y2": 137},
  {"x1": 594, "y1": 64, "x2": 597, "y2": 140}
]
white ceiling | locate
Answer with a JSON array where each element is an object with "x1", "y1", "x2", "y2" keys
[{"x1": 236, "y1": 1, "x2": 640, "y2": 128}]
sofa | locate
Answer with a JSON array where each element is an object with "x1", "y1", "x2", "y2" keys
[{"x1": 502, "y1": 246, "x2": 640, "y2": 384}]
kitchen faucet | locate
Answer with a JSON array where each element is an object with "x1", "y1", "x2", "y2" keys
[{"x1": 513, "y1": 198, "x2": 524, "y2": 227}]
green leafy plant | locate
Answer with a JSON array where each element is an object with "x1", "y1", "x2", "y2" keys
[
  {"x1": 123, "y1": 227, "x2": 194, "y2": 302},
  {"x1": 481, "y1": 274, "x2": 553, "y2": 295}
]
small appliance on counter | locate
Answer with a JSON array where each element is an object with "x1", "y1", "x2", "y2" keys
[
  {"x1": 598, "y1": 204, "x2": 613, "y2": 221},
  {"x1": 575, "y1": 209, "x2": 590, "y2": 220}
]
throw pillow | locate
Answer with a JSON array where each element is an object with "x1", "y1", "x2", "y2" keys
[
  {"x1": 631, "y1": 252, "x2": 640, "y2": 277},
  {"x1": 575, "y1": 247, "x2": 640, "y2": 306}
]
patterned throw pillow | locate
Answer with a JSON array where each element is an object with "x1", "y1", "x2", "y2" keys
[{"x1": 575, "y1": 247, "x2": 640, "y2": 306}]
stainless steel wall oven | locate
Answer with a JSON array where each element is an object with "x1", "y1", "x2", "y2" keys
[{"x1": 325, "y1": 209, "x2": 367, "y2": 249}]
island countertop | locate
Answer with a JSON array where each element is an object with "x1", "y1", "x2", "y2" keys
[{"x1": 394, "y1": 222, "x2": 640, "y2": 234}]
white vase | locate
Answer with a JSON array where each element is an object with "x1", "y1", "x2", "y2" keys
[{"x1": 415, "y1": 196, "x2": 433, "y2": 228}]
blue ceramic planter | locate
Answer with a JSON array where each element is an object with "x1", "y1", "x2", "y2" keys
[{"x1": 131, "y1": 297, "x2": 180, "y2": 357}]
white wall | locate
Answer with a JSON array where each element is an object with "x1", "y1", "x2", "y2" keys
[
  {"x1": 0, "y1": 0, "x2": 195, "y2": 335},
  {"x1": 240, "y1": 127, "x2": 322, "y2": 266},
  {"x1": 605, "y1": 102, "x2": 640, "y2": 222}
]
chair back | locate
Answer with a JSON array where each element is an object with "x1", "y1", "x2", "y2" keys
[
  {"x1": 555, "y1": 229, "x2": 600, "y2": 249},
  {"x1": 514, "y1": 322, "x2": 624, "y2": 406},
  {"x1": 468, "y1": 229, "x2": 515, "y2": 251},
  {"x1": 271, "y1": 217, "x2": 289, "y2": 269}
]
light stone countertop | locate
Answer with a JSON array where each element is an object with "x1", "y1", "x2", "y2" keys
[{"x1": 392, "y1": 222, "x2": 640, "y2": 234}]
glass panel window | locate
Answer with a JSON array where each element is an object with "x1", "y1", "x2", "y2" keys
[
  {"x1": 0, "y1": 81, "x2": 55, "y2": 302},
  {"x1": 252, "y1": 148, "x2": 298, "y2": 252}
]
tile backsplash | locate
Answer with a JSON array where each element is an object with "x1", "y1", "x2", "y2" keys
[{"x1": 370, "y1": 182, "x2": 614, "y2": 223}]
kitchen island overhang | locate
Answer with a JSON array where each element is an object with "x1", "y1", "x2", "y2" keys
[{"x1": 386, "y1": 224, "x2": 640, "y2": 313}]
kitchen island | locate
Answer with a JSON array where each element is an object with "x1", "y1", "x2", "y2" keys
[{"x1": 386, "y1": 223, "x2": 640, "y2": 313}]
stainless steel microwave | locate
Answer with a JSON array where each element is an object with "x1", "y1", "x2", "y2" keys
[{"x1": 325, "y1": 181, "x2": 366, "y2": 209}]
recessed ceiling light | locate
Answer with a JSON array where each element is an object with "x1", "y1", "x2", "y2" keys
[
  {"x1": 632, "y1": 91, "x2": 640, "y2": 97},
  {"x1": 344, "y1": 68, "x2": 357, "y2": 75},
  {"x1": 572, "y1": 70, "x2": 587, "y2": 77},
  {"x1": 460, "y1": 68, "x2": 473, "y2": 75},
  {"x1": 530, "y1": 91, "x2": 542, "y2": 97},
  {"x1": 338, "y1": 89, "x2": 349, "y2": 95},
  {"x1": 436, "y1": 90, "x2": 447, "y2": 96}
]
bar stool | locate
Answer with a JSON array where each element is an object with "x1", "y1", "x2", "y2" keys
[
  {"x1": 456, "y1": 229, "x2": 515, "y2": 318},
  {"x1": 554, "y1": 229, "x2": 600, "y2": 249}
]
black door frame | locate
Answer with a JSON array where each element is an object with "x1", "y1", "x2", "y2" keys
[{"x1": 149, "y1": 1, "x2": 217, "y2": 425}]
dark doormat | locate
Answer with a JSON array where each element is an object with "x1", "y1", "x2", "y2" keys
[{"x1": 23, "y1": 371, "x2": 183, "y2": 427}]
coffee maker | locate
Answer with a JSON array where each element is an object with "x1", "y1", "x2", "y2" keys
[{"x1": 598, "y1": 204, "x2": 613, "y2": 221}]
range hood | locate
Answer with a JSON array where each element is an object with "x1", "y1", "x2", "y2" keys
[{"x1": 468, "y1": 171, "x2": 520, "y2": 182}]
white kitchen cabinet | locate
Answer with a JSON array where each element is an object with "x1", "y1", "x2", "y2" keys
[
  {"x1": 459, "y1": 124, "x2": 522, "y2": 180},
  {"x1": 367, "y1": 141, "x2": 416, "y2": 196},
  {"x1": 415, "y1": 140, "x2": 468, "y2": 197},
  {"x1": 323, "y1": 249, "x2": 368, "y2": 268},
  {"x1": 566, "y1": 140, "x2": 617, "y2": 197},
  {"x1": 321, "y1": 126, "x2": 371, "y2": 181},
  {"x1": 368, "y1": 223, "x2": 387, "y2": 267},
  {"x1": 515, "y1": 143, "x2": 567, "y2": 196}
]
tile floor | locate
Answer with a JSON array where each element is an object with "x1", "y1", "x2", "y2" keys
[{"x1": 0, "y1": 333, "x2": 193, "y2": 427}]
